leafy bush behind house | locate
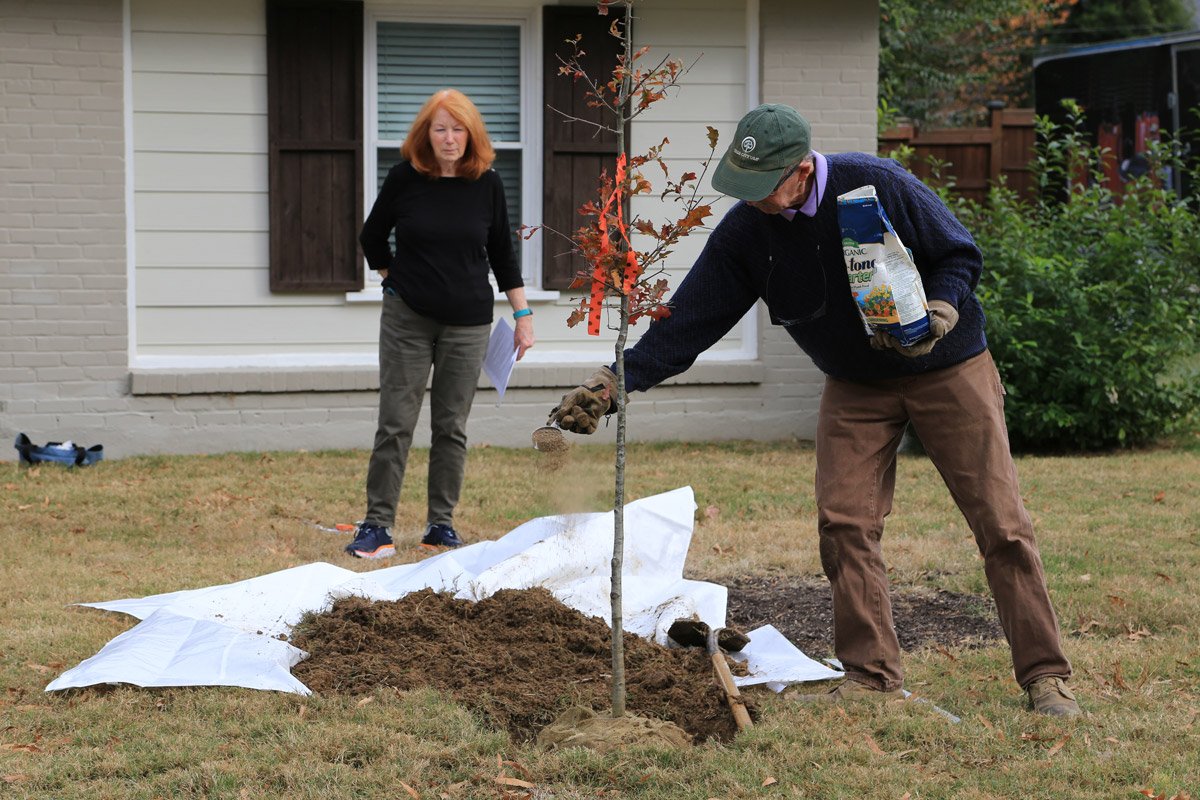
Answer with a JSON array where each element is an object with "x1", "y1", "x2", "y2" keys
[{"x1": 909, "y1": 103, "x2": 1200, "y2": 452}]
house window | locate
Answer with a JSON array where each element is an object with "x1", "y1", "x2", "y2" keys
[{"x1": 370, "y1": 20, "x2": 525, "y2": 279}]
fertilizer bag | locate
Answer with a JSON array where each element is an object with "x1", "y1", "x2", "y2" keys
[{"x1": 837, "y1": 185, "x2": 930, "y2": 346}]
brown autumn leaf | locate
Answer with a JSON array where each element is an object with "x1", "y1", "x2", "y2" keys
[
  {"x1": 706, "y1": 125, "x2": 719, "y2": 149},
  {"x1": 1107, "y1": 594, "x2": 1127, "y2": 608},
  {"x1": 1152, "y1": 491, "x2": 1165, "y2": 503},
  {"x1": 762, "y1": 776, "x2": 778, "y2": 787},
  {"x1": 1112, "y1": 662, "x2": 1130, "y2": 690},
  {"x1": 355, "y1": 696, "x2": 374, "y2": 708},
  {"x1": 501, "y1": 760, "x2": 533, "y2": 780},
  {"x1": 1125, "y1": 625, "x2": 1152, "y2": 641},
  {"x1": 1155, "y1": 572, "x2": 1175, "y2": 583},
  {"x1": 495, "y1": 777, "x2": 536, "y2": 789},
  {"x1": 3, "y1": 775, "x2": 30, "y2": 784},
  {"x1": 399, "y1": 781, "x2": 420, "y2": 799},
  {"x1": 864, "y1": 734, "x2": 886, "y2": 755},
  {"x1": 1045, "y1": 734, "x2": 1070, "y2": 757}
]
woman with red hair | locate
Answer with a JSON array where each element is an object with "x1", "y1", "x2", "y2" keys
[{"x1": 348, "y1": 89, "x2": 535, "y2": 558}]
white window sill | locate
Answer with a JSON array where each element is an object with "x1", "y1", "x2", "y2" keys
[
  {"x1": 129, "y1": 359, "x2": 764, "y2": 396},
  {"x1": 345, "y1": 287, "x2": 562, "y2": 303}
]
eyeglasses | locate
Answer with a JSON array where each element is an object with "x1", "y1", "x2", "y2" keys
[{"x1": 770, "y1": 163, "x2": 801, "y2": 194}]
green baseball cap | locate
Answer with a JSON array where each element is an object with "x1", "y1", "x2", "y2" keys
[{"x1": 712, "y1": 104, "x2": 812, "y2": 201}]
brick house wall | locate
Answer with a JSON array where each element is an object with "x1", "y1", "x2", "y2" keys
[
  {"x1": 1, "y1": 0, "x2": 131, "y2": 448},
  {"x1": 0, "y1": 0, "x2": 881, "y2": 459}
]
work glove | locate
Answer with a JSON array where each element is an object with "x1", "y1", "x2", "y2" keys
[
  {"x1": 549, "y1": 366, "x2": 618, "y2": 434},
  {"x1": 869, "y1": 299, "x2": 959, "y2": 358}
]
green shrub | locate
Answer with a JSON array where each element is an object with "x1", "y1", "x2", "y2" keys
[{"x1": 946, "y1": 103, "x2": 1200, "y2": 452}]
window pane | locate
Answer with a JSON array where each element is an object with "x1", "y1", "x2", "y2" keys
[
  {"x1": 377, "y1": 22, "x2": 520, "y2": 141},
  {"x1": 493, "y1": 150, "x2": 522, "y2": 262}
]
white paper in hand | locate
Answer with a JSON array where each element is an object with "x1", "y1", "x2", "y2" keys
[{"x1": 483, "y1": 318, "x2": 519, "y2": 405}]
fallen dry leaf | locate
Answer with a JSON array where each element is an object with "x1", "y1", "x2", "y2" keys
[
  {"x1": 500, "y1": 759, "x2": 532, "y2": 779},
  {"x1": 3, "y1": 775, "x2": 30, "y2": 784},
  {"x1": 1152, "y1": 491, "x2": 1165, "y2": 503},
  {"x1": 399, "y1": 781, "x2": 420, "y2": 799},
  {"x1": 1113, "y1": 663, "x2": 1130, "y2": 690},
  {"x1": 355, "y1": 696, "x2": 374, "y2": 708},
  {"x1": 762, "y1": 776, "x2": 778, "y2": 787},
  {"x1": 1155, "y1": 572, "x2": 1175, "y2": 583},
  {"x1": 1125, "y1": 625, "x2": 1152, "y2": 641},
  {"x1": 495, "y1": 777, "x2": 535, "y2": 789},
  {"x1": 1045, "y1": 734, "x2": 1070, "y2": 757},
  {"x1": 1107, "y1": 594, "x2": 1127, "y2": 608},
  {"x1": 864, "y1": 734, "x2": 886, "y2": 755}
]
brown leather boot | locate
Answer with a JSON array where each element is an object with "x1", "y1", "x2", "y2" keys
[
  {"x1": 786, "y1": 679, "x2": 905, "y2": 704},
  {"x1": 1025, "y1": 676, "x2": 1081, "y2": 717}
]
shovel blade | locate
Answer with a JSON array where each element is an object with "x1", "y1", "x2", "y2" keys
[{"x1": 667, "y1": 618, "x2": 711, "y2": 649}]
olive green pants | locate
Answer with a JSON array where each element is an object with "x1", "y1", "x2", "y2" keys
[{"x1": 363, "y1": 295, "x2": 490, "y2": 531}]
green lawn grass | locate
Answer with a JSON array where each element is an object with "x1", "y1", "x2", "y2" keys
[{"x1": 2, "y1": 440, "x2": 1198, "y2": 799}]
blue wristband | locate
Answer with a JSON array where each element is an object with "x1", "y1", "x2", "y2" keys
[{"x1": 512, "y1": 308, "x2": 532, "y2": 319}]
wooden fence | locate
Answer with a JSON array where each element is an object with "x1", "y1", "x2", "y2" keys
[{"x1": 878, "y1": 106, "x2": 1036, "y2": 203}]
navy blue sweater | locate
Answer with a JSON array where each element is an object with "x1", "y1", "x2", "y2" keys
[
  {"x1": 624, "y1": 152, "x2": 987, "y2": 389},
  {"x1": 359, "y1": 162, "x2": 522, "y2": 326}
]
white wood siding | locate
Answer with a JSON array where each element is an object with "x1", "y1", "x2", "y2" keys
[{"x1": 129, "y1": 0, "x2": 750, "y2": 364}]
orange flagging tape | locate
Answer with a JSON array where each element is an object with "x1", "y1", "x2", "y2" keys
[{"x1": 587, "y1": 154, "x2": 641, "y2": 335}]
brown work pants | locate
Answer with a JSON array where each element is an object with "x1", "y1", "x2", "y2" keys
[{"x1": 815, "y1": 350, "x2": 1071, "y2": 691}]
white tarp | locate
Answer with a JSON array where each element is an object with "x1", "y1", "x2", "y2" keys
[{"x1": 46, "y1": 486, "x2": 842, "y2": 694}]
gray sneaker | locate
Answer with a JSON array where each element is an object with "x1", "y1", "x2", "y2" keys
[{"x1": 1026, "y1": 676, "x2": 1081, "y2": 717}]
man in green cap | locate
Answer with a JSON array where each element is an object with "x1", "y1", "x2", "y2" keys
[{"x1": 549, "y1": 103, "x2": 1080, "y2": 718}]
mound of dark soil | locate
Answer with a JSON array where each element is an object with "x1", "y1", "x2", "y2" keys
[
  {"x1": 291, "y1": 588, "x2": 743, "y2": 743},
  {"x1": 291, "y1": 580, "x2": 1004, "y2": 744}
]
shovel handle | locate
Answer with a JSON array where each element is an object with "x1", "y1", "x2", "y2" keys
[
  {"x1": 710, "y1": 652, "x2": 753, "y2": 731},
  {"x1": 702, "y1": 623, "x2": 753, "y2": 732}
]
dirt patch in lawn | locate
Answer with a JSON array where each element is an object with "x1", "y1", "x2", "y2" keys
[
  {"x1": 725, "y1": 575, "x2": 1005, "y2": 660},
  {"x1": 291, "y1": 580, "x2": 1003, "y2": 744}
]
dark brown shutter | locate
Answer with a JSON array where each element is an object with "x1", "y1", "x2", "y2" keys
[
  {"x1": 542, "y1": 7, "x2": 623, "y2": 290},
  {"x1": 267, "y1": 0, "x2": 363, "y2": 292}
]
